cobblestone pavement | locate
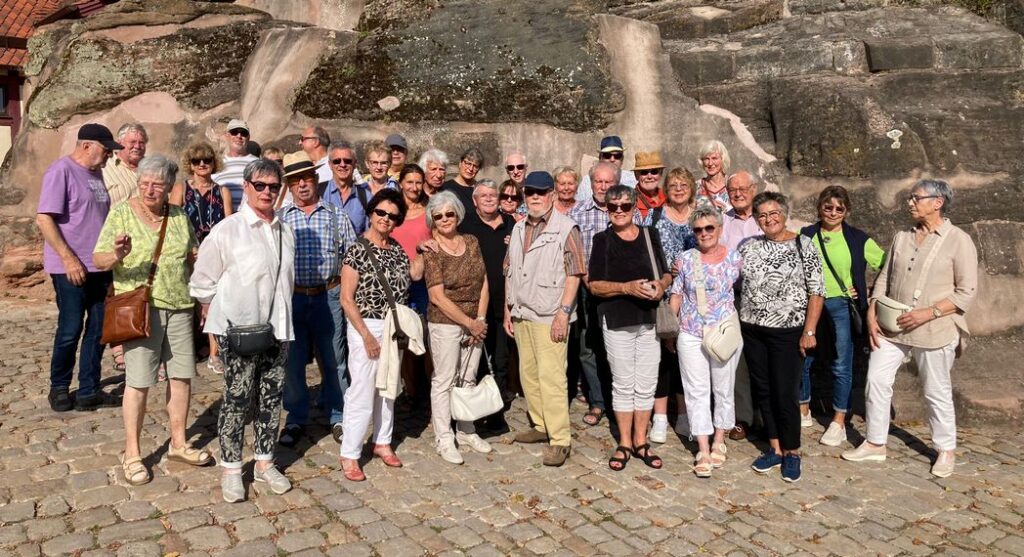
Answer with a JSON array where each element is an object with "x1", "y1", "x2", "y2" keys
[{"x1": 1, "y1": 300, "x2": 1023, "y2": 557}]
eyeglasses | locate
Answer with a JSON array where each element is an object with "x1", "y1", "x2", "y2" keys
[
  {"x1": 667, "y1": 182, "x2": 691, "y2": 191},
  {"x1": 637, "y1": 169, "x2": 661, "y2": 176},
  {"x1": 190, "y1": 157, "x2": 213, "y2": 166},
  {"x1": 432, "y1": 211, "x2": 457, "y2": 221},
  {"x1": 907, "y1": 194, "x2": 940, "y2": 204},
  {"x1": 460, "y1": 160, "x2": 480, "y2": 170},
  {"x1": 756, "y1": 210, "x2": 783, "y2": 221},
  {"x1": 608, "y1": 202, "x2": 634, "y2": 213},
  {"x1": 228, "y1": 129, "x2": 249, "y2": 137},
  {"x1": 299, "y1": 136, "x2": 318, "y2": 142},
  {"x1": 727, "y1": 186, "x2": 752, "y2": 194},
  {"x1": 367, "y1": 160, "x2": 390, "y2": 167},
  {"x1": 821, "y1": 204, "x2": 847, "y2": 214},
  {"x1": 693, "y1": 224, "x2": 717, "y2": 235},
  {"x1": 500, "y1": 194, "x2": 522, "y2": 203},
  {"x1": 505, "y1": 164, "x2": 526, "y2": 172},
  {"x1": 331, "y1": 157, "x2": 354, "y2": 166},
  {"x1": 600, "y1": 152, "x2": 623, "y2": 161},
  {"x1": 249, "y1": 181, "x2": 282, "y2": 194},
  {"x1": 523, "y1": 187, "x2": 549, "y2": 198},
  {"x1": 372, "y1": 208, "x2": 401, "y2": 223},
  {"x1": 139, "y1": 181, "x2": 167, "y2": 191}
]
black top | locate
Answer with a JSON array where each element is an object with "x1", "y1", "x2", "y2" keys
[
  {"x1": 459, "y1": 211, "x2": 516, "y2": 319},
  {"x1": 588, "y1": 226, "x2": 669, "y2": 329},
  {"x1": 442, "y1": 180, "x2": 479, "y2": 227}
]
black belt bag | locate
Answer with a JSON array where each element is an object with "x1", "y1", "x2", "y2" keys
[{"x1": 225, "y1": 321, "x2": 277, "y2": 357}]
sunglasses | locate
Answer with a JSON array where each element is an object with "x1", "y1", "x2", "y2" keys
[
  {"x1": 608, "y1": 202, "x2": 634, "y2": 213},
  {"x1": 523, "y1": 187, "x2": 549, "y2": 198},
  {"x1": 372, "y1": 208, "x2": 401, "y2": 223},
  {"x1": 331, "y1": 157, "x2": 354, "y2": 166},
  {"x1": 250, "y1": 181, "x2": 282, "y2": 194},
  {"x1": 505, "y1": 164, "x2": 526, "y2": 172},
  {"x1": 500, "y1": 194, "x2": 522, "y2": 203},
  {"x1": 600, "y1": 152, "x2": 624, "y2": 161},
  {"x1": 228, "y1": 129, "x2": 249, "y2": 137},
  {"x1": 190, "y1": 157, "x2": 213, "y2": 166},
  {"x1": 693, "y1": 224, "x2": 717, "y2": 235},
  {"x1": 638, "y1": 169, "x2": 661, "y2": 176},
  {"x1": 432, "y1": 211, "x2": 457, "y2": 221}
]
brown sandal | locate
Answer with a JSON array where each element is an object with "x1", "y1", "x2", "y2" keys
[{"x1": 582, "y1": 407, "x2": 604, "y2": 426}]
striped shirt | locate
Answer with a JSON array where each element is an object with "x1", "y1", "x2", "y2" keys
[
  {"x1": 278, "y1": 200, "x2": 357, "y2": 287},
  {"x1": 212, "y1": 154, "x2": 258, "y2": 210},
  {"x1": 101, "y1": 156, "x2": 138, "y2": 206}
]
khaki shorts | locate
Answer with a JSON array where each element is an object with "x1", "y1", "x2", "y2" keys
[{"x1": 123, "y1": 307, "x2": 196, "y2": 388}]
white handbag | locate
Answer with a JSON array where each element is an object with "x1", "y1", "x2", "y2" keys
[
  {"x1": 691, "y1": 250, "x2": 742, "y2": 363},
  {"x1": 875, "y1": 231, "x2": 948, "y2": 334},
  {"x1": 450, "y1": 343, "x2": 504, "y2": 422}
]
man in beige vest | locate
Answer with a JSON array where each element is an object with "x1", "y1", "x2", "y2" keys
[
  {"x1": 504, "y1": 171, "x2": 586, "y2": 467},
  {"x1": 102, "y1": 123, "x2": 147, "y2": 206}
]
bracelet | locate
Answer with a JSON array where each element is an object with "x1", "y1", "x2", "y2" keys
[{"x1": 476, "y1": 316, "x2": 486, "y2": 321}]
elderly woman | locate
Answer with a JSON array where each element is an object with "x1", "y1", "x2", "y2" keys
[
  {"x1": 499, "y1": 180, "x2": 526, "y2": 222},
  {"x1": 669, "y1": 206, "x2": 743, "y2": 477},
  {"x1": 554, "y1": 166, "x2": 579, "y2": 214},
  {"x1": 422, "y1": 191, "x2": 493, "y2": 464},
  {"x1": 644, "y1": 167, "x2": 698, "y2": 441},
  {"x1": 588, "y1": 185, "x2": 672, "y2": 471},
  {"x1": 442, "y1": 148, "x2": 484, "y2": 220},
  {"x1": 94, "y1": 155, "x2": 206, "y2": 486},
  {"x1": 190, "y1": 159, "x2": 295, "y2": 502},
  {"x1": 170, "y1": 141, "x2": 234, "y2": 373},
  {"x1": 339, "y1": 188, "x2": 425, "y2": 481},
  {"x1": 696, "y1": 140, "x2": 731, "y2": 211},
  {"x1": 843, "y1": 180, "x2": 978, "y2": 478},
  {"x1": 739, "y1": 191, "x2": 824, "y2": 482},
  {"x1": 418, "y1": 148, "x2": 450, "y2": 197},
  {"x1": 799, "y1": 186, "x2": 885, "y2": 446},
  {"x1": 633, "y1": 152, "x2": 667, "y2": 218}
]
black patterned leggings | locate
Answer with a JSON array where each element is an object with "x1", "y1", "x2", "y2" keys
[{"x1": 215, "y1": 335, "x2": 288, "y2": 466}]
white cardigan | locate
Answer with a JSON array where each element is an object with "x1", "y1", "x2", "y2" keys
[{"x1": 375, "y1": 304, "x2": 426, "y2": 400}]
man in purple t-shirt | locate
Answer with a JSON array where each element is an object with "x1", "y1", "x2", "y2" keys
[{"x1": 36, "y1": 123, "x2": 123, "y2": 412}]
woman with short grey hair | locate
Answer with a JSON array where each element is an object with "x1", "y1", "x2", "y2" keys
[
  {"x1": 697, "y1": 140, "x2": 732, "y2": 210},
  {"x1": 843, "y1": 179, "x2": 978, "y2": 478},
  {"x1": 94, "y1": 154, "x2": 209, "y2": 486},
  {"x1": 419, "y1": 149, "x2": 450, "y2": 197},
  {"x1": 669, "y1": 204, "x2": 743, "y2": 477},
  {"x1": 422, "y1": 193, "x2": 492, "y2": 464}
]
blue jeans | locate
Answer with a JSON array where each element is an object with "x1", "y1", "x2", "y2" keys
[
  {"x1": 800, "y1": 297, "x2": 854, "y2": 413},
  {"x1": 283, "y1": 291, "x2": 345, "y2": 426},
  {"x1": 577, "y1": 288, "x2": 608, "y2": 411},
  {"x1": 49, "y1": 272, "x2": 111, "y2": 397},
  {"x1": 327, "y1": 286, "x2": 350, "y2": 422}
]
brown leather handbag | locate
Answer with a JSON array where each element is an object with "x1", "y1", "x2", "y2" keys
[{"x1": 100, "y1": 205, "x2": 169, "y2": 346}]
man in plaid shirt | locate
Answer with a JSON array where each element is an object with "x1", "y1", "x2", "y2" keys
[{"x1": 277, "y1": 152, "x2": 358, "y2": 447}]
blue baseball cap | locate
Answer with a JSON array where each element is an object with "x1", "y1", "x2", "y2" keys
[
  {"x1": 599, "y1": 135, "x2": 624, "y2": 153},
  {"x1": 523, "y1": 171, "x2": 555, "y2": 190}
]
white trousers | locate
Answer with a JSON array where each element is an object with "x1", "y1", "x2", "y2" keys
[
  {"x1": 340, "y1": 319, "x2": 394, "y2": 459},
  {"x1": 865, "y1": 336, "x2": 958, "y2": 451},
  {"x1": 429, "y1": 323, "x2": 481, "y2": 443},
  {"x1": 677, "y1": 332, "x2": 741, "y2": 437},
  {"x1": 602, "y1": 320, "x2": 660, "y2": 412}
]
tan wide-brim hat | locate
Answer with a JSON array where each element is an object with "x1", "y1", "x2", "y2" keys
[
  {"x1": 282, "y1": 151, "x2": 324, "y2": 179},
  {"x1": 633, "y1": 151, "x2": 665, "y2": 171}
]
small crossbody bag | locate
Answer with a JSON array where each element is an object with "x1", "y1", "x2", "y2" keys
[
  {"x1": 690, "y1": 250, "x2": 742, "y2": 363},
  {"x1": 875, "y1": 231, "x2": 948, "y2": 334},
  {"x1": 815, "y1": 229, "x2": 865, "y2": 337}
]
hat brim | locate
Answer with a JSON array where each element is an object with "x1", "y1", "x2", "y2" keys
[
  {"x1": 599, "y1": 147, "x2": 624, "y2": 153},
  {"x1": 633, "y1": 164, "x2": 665, "y2": 171},
  {"x1": 282, "y1": 161, "x2": 324, "y2": 179},
  {"x1": 101, "y1": 140, "x2": 125, "y2": 151}
]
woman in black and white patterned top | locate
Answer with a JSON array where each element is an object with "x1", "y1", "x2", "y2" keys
[
  {"x1": 739, "y1": 191, "x2": 825, "y2": 483},
  {"x1": 339, "y1": 189, "x2": 423, "y2": 482}
]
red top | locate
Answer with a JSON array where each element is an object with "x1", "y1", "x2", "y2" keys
[{"x1": 392, "y1": 212, "x2": 431, "y2": 260}]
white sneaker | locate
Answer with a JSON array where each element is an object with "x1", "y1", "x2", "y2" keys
[
  {"x1": 801, "y1": 412, "x2": 813, "y2": 428},
  {"x1": 841, "y1": 442, "x2": 887, "y2": 462},
  {"x1": 674, "y1": 414, "x2": 691, "y2": 439},
  {"x1": 455, "y1": 431, "x2": 492, "y2": 454},
  {"x1": 436, "y1": 439, "x2": 464, "y2": 464},
  {"x1": 254, "y1": 465, "x2": 291, "y2": 495},
  {"x1": 649, "y1": 419, "x2": 668, "y2": 444},
  {"x1": 819, "y1": 422, "x2": 847, "y2": 447},
  {"x1": 931, "y1": 451, "x2": 955, "y2": 478}
]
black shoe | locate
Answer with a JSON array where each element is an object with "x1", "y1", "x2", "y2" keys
[
  {"x1": 483, "y1": 414, "x2": 510, "y2": 434},
  {"x1": 74, "y1": 392, "x2": 118, "y2": 412},
  {"x1": 48, "y1": 389, "x2": 73, "y2": 412},
  {"x1": 279, "y1": 424, "x2": 303, "y2": 448},
  {"x1": 331, "y1": 422, "x2": 343, "y2": 444}
]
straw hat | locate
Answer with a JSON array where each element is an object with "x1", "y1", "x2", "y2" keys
[
  {"x1": 281, "y1": 151, "x2": 323, "y2": 179},
  {"x1": 633, "y1": 151, "x2": 665, "y2": 171}
]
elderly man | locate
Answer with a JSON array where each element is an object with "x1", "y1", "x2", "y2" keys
[
  {"x1": 277, "y1": 151, "x2": 358, "y2": 447},
  {"x1": 567, "y1": 161, "x2": 618, "y2": 427},
  {"x1": 322, "y1": 141, "x2": 372, "y2": 234},
  {"x1": 505, "y1": 171, "x2": 586, "y2": 467},
  {"x1": 102, "y1": 123, "x2": 147, "y2": 206},
  {"x1": 576, "y1": 135, "x2": 638, "y2": 201},
  {"x1": 385, "y1": 134, "x2": 408, "y2": 180},
  {"x1": 504, "y1": 151, "x2": 528, "y2": 185},
  {"x1": 212, "y1": 118, "x2": 258, "y2": 210},
  {"x1": 298, "y1": 126, "x2": 333, "y2": 184},
  {"x1": 418, "y1": 149, "x2": 449, "y2": 197},
  {"x1": 37, "y1": 124, "x2": 122, "y2": 412}
]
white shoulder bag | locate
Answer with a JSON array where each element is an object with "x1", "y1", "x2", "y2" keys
[
  {"x1": 691, "y1": 250, "x2": 742, "y2": 363},
  {"x1": 875, "y1": 231, "x2": 948, "y2": 334},
  {"x1": 450, "y1": 342, "x2": 504, "y2": 422}
]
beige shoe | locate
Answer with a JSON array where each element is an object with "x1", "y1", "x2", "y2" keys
[
  {"x1": 819, "y1": 422, "x2": 848, "y2": 447},
  {"x1": 514, "y1": 429, "x2": 549, "y2": 444},
  {"x1": 542, "y1": 444, "x2": 570, "y2": 467},
  {"x1": 841, "y1": 442, "x2": 887, "y2": 462},
  {"x1": 931, "y1": 450, "x2": 955, "y2": 478}
]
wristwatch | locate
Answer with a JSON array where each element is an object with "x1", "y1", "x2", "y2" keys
[
  {"x1": 931, "y1": 305, "x2": 942, "y2": 318},
  {"x1": 804, "y1": 331, "x2": 815, "y2": 337},
  {"x1": 560, "y1": 304, "x2": 573, "y2": 315}
]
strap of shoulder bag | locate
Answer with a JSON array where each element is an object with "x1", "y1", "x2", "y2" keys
[
  {"x1": 815, "y1": 229, "x2": 850, "y2": 296},
  {"x1": 145, "y1": 204, "x2": 172, "y2": 289},
  {"x1": 690, "y1": 249, "x2": 709, "y2": 318},
  {"x1": 793, "y1": 235, "x2": 809, "y2": 292},
  {"x1": 358, "y1": 237, "x2": 409, "y2": 340},
  {"x1": 641, "y1": 227, "x2": 661, "y2": 282},
  {"x1": 265, "y1": 223, "x2": 283, "y2": 325},
  {"x1": 910, "y1": 229, "x2": 949, "y2": 306}
]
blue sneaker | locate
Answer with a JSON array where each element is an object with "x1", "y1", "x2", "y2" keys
[
  {"x1": 781, "y1": 454, "x2": 802, "y2": 483},
  {"x1": 751, "y1": 450, "x2": 783, "y2": 473}
]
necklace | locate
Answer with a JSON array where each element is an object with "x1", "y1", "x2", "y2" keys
[
  {"x1": 437, "y1": 235, "x2": 464, "y2": 255},
  {"x1": 136, "y1": 199, "x2": 164, "y2": 224}
]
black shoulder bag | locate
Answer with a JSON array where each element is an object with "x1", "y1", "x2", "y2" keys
[
  {"x1": 815, "y1": 229, "x2": 865, "y2": 336},
  {"x1": 225, "y1": 225, "x2": 283, "y2": 356},
  {"x1": 359, "y1": 238, "x2": 410, "y2": 350}
]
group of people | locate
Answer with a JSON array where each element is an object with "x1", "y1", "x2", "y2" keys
[{"x1": 38, "y1": 120, "x2": 978, "y2": 502}]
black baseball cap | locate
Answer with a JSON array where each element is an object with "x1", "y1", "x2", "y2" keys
[{"x1": 77, "y1": 123, "x2": 123, "y2": 150}]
